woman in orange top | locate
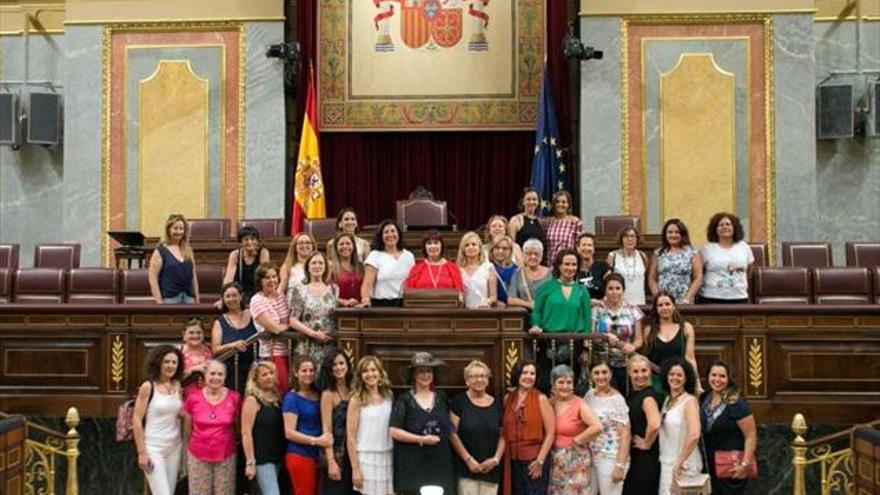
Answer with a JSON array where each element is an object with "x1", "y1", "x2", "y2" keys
[
  {"x1": 547, "y1": 365, "x2": 601, "y2": 495},
  {"x1": 502, "y1": 360, "x2": 555, "y2": 495}
]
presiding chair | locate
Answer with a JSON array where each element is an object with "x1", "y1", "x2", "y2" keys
[
  {"x1": 396, "y1": 199, "x2": 453, "y2": 231},
  {"x1": 238, "y1": 218, "x2": 284, "y2": 238},
  {"x1": 594, "y1": 215, "x2": 640, "y2": 235},
  {"x1": 303, "y1": 218, "x2": 338, "y2": 240},
  {"x1": 188, "y1": 219, "x2": 231, "y2": 240}
]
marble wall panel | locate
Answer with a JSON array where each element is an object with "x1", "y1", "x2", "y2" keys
[
  {"x1": 814, "y1": 20, "x2": 880, "y2": 264},
  {"x1": 244, "y1": 22, "x2": 286, "y2": 220},
  {"x1": 578, "y1": 18, "x2": 622, "y2": 227},
  {"x1": 61, "y1": 26, "x2": 104, "y2": 267},
  {"x1": 0, "y1": 34, "x2": 66, "y2": 267},
  {"x1": 773, "y1": 15, "x2": 818, "y2": 257}
]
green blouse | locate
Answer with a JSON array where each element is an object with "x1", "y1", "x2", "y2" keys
[{"x1": 530, "y1": 278, "x2": 592, "y2": 333}]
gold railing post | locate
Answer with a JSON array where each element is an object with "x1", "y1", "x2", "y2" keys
[
  {"x1": 64, "y1": 407, "x2": 80, "y2": 495},
  {"x1": 791, "y1": 413, "x2": 807, "y2": 495}
]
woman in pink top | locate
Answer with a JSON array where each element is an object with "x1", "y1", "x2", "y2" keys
[
  {"x1": 183, "y1": 360, "x2": 241, "y2": 495},
  {"x1": 181, "y1": 317, "x2": 213, "y2": 398},
  {"x1": 548, "y1": 365, "x2": 601, "y2": 495},
  {"x1": 250, "y1": 263, "x2": 293, "y2": 394}
]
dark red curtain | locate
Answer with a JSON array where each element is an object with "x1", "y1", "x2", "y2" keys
[{"x1": 295, "y1": 0, "x2": 570, "y2": 230}]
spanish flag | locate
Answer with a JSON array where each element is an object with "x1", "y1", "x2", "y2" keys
[{"x1": 291, "y1": 64, "x2": 326, "y2": 234}]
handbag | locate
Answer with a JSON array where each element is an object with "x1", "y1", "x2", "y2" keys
[
  {"x1": 714, "y1": 450, "x2": 758, "y2": 479},
  {"x1": 671, "y1": 472, "x2": 711, "y2": 495}
]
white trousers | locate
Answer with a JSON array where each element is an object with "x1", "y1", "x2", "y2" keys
[
  {"x1": 588, "y1": 457, "x2": 625, "y2": 495},
  {"x1": 144, "y1": 442, "x2": 182, "y2": 495}
]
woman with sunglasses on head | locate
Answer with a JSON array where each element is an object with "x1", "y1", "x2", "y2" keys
[
  {"x1": 222, "y1": 225, "x2": 271, "y2": 305},
  {"x1": 319, "y1": 350, "x2": 355, "y2": 495},
  {"x1": 280, "y1": 232, "x2": 318, "y2": 300},
  {"x1": 327, "y1": 208, "x2": 372, "y2": 262},
  {"x1": 648, "y1": 218, "x2": 702, "y2": 304},
  {"x1": 211, "y1": 282, "x2": 258, "y2": 396},
  {"x1": 328, "y1": 232, "x2": 365, "y2": 308},
  {"x1": 700, "y1": 359, "x2": 757, "y2": 495},
  {"x1": 591, "y1": 274, "x2": 642, "y2": 395},
  {"x1": 242, "y1": 361, "x2": 286, "y2": 495}
]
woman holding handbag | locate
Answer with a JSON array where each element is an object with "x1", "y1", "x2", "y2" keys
[{"x1": 700, "y1": 359, "x2": 757, "y2": 495}]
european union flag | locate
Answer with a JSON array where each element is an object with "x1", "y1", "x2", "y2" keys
[{"x1": 530, "y1": 64, "x2": 566, "y2": 216}]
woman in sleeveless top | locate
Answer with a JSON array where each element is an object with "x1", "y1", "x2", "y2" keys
[
  {"x1": 280, "y1": 232, "x2": 317, "y2": 300},
  {"x1": 648, "y1": 219, "x2": 702, "y2": 304},
  {"x1": 583, "y1": 361, "x2": 630, "y2": 495},
  {"x1": 547, "y1": 365, "x2": 601, "y2": 495},
  {"x1": 489, "y1": 235, "x2": 518, "y2": 305},
  {"x1": 181, "y1": 317, "x2": 213, "y2": 398},
  {"x1": 290, "y1": 252, "x2": 338, "y2": 367},
  {"x1": 606, "y1": 227, "x2": 647, "y2": 305},
  {"x1": 509, "y1": 187, "x2": 546, "y2": 256},
  {"x1": 457, "y1": 232, "x2": 498, "y2": 309},
  {"x1": 347, "y1": 356, "x2": 394, "y2": 495},
  {"x1": 623, "y1": 355, "x2": 661, "y2": 495},
  {"x1": 249, "y1": 263, "x2": 292, "y2": 395},
  {"x1": 327, "y1": 208, "x2": 371, "y2": 262},
  {"x1": 329, "y1": 232, "x2": 365, "y2": 307},
  {"x1": 404, "y1": 230, "x2": 465, "y2": 301},
  {"x1": 319, "y1": 350, "x2": 354, "y2": 495},
  {"x1": 132, "y1": 345, "x2": 185, "y2": 495},
  {"x1": 149, "y1": 213, "x2": 199, "y2": 304},
  {"x1": 575, "y1": 233, "x2": 610, "y2": 301},
  {"x1": 507, "y1": 239, "x2": 552, "y2": 312},
  {"x1": 222, "y1": 225, "x2": 271, "y2": 305},
  {"x1": 211, "y1": 282, "x2": 257, "y2": 396},
  {"x1": 658, "y1": 358, "x2": 703, "y2": 495},
  {"x1": 242, "y1": 361, "x2": 286, "y2": 495},
  {"x1": 360, "y1": 220, "x2": 415, "y2": 307},
  {"x1": 635, "y1": 292, "x2": 699, "y2": 403}
]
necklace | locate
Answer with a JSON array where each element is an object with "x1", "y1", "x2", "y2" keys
[
  {"x1": 206, "y1": 390, "x2": 225, "y2": 419},
  {"x1": 619, "y1": 251, "x2": 638, "y2": 282},
  {"x1": 427, "y1": 262, "x2": 442, "y2": 289}
]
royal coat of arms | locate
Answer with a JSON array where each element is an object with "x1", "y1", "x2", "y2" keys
[{"x1": 374, "y1": 0, "x2": 490, "y2": 52}]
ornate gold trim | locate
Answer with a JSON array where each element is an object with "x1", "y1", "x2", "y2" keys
[
  {"x1": 763, "y1": 17, "x2": 777, "y2": 265},
  {"x1": 502, "y1": 338, "x2": 523, "y2": 388},
  {"x1": 748, "y1": 337, "x2": 763, "y2": 390},
  {"x1": 620, "y1": 19, "x2": 630, "y2": 213},
  {"x1": 110, "y1": 334, "x2": 125, "y2": 390},
  {"x1": 101, "y1": 21, "x2": 245, "y2": 264},
  {"x1": 65, "y1": 16, "x2": 284, "y2": 25},
  {"x1": 339, "y1": 338, "x2": 359, "y2": 366}
]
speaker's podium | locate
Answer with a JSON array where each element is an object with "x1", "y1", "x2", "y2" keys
[
  {"x1": 402, "y1": 289, "x2": 461, "y2": 308},
  {"x1": 108, "y1": 231, "x2": 147, "y2": 269}
]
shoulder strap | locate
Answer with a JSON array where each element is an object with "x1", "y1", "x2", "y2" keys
[
  {"x1": 610, "y1": 251, "x2": 616, "y2": 270},
  {"x1": 148, "y1": 381, "x2": 154, "y2": 403}
]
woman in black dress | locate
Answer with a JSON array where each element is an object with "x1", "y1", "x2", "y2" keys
[
  {"x1": 509, "y1": 187, "x2": 547, "y2": 254},
  {"x1": 319, "y1": 350, "x2": 355, "y2": 495},
  {"x1": 449, "y1": 360, "x2": 504, "y2": 495},
  {"x1": 622, "y1": 355, "x2": 660, "y2": 495},
  {"x1": 389, "y1": 352, "x2": 455, "y2": 495},
  {"x1": 700, "y1": 359, "x2": 757, "y2": 495},
  {"x1": 210, "y1": 282, "x2": 258, "y2": 396},
  {"x1": 635, "y1": 292, "x2": 699, "y2": 403}
]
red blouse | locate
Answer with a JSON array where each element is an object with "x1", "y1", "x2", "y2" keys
[{"x1": 404, "y1": 260, "x2": 464, "y2": 292}]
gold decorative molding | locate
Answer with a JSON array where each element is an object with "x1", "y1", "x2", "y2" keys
[
  {"x1": 762, "y1": 17, "x2": 777, "y2": 266},
  {"x1": 0, "y1": 2, "x2": 65, "y2": 35},
  {"x1": 815, "y1": 0, "x2": 880, "y2": 20},
  {"x1": 620, "y1": 19, "x2": 630, "y2": 213},
  {"x1": 659, "y1": 53, "x2": 736, "y2": 236},
  {"x1": 65, "y1": 0, "x2": 283, "y2": 25},
  {"x1": 581, "y1": 0, "x2": 814, "y2": 16},
  {"x1": 746, "y1": 335, "x2": 766, "y2": 398},
  {"x1": 502, "y1": 339, "x2": 523, "y2": 388},
  {"x1": 110, "y1": 334, "x2": 125, "y2": 390},
  {"x1": 339, "y1": 338, "x2": 359, "y2": 367}
]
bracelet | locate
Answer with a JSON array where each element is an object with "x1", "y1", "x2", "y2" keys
[
  {"x1": 310, "y1": 437, "x2": 316, "y2": 446},
  {"x1": 465, "y1": 455, "x2": 474, "y2": 463},
  {"x1": 245, "y1": 459, "x2": 256, "y2": 466},
  {"x1": 614, "y1": 462, "x2": 626, "y2": 470},
  {"x1": 492, "y1": 456, "x2": 500, "y2": 465},
  {"x1": 739, "y1": 461, "x2": 751, "y2": 468}
]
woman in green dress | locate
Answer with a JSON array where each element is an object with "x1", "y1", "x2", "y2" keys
[{"x1": 528, "y1": 249, "x2": 592, "y2": 392}]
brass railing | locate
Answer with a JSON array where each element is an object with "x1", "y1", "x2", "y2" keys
[
  {"x1": 790, "y1": 413, "x2": 880, "y2": 495},
  {"x1": 0, "y1": 407, "x2": 80, "y2": 495}
]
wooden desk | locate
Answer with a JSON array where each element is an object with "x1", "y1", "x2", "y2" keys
[{"x1": 2, "y1": 304, "x2": 875, "y2": 422}]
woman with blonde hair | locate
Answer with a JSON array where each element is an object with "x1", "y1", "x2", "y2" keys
[
  {"x1": 328, "y1": 232, "x2": 364, "y2": 307},
  {"x1": 280, "y1": 232, "x2": 317, "y2": 299},
  {"x1": 623, "y1": 355, "x2": 661, "y2": 494},
  {"x1": 242, "y1": 361, "x2": 286, "y2": 495},
  {"x1": 484, "y1": 215, "x2": 524, "y2": 266},
  {"x1": 488, "y1": 235, "x2": 518, "y2": 306},
  {"x1": 457, "y1": 232, "x2": 498, "y2": 309},
  {"x1": 149, "y1": 213, "x2": 200, "y2": 304},
  {"x1": 346, "y1": 356, "x2": 394, "y2": 495}
]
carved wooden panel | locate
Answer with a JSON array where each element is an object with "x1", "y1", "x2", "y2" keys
[{"x1": 0, "y1": 338, "x2": 100, "y2": 389}]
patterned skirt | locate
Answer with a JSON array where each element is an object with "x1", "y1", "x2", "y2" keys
[
  {"x1": 358, "y1": 450, "x2": 393, "y2": 495},
  {"x1": 548, "y1": 444, "x2": 592, "y2": 495}
]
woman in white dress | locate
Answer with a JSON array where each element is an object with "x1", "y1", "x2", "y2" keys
[
  {"x1": 280, "y1": 232, "x2": 317, "y2": 300},
  {"x1": 606, "y1": 227, "x2": 648, "y2": 305},
  {"x1": 584, "y1": 360, "x2": 630, "y2": 495},
  {"x1": 347, "y1": 356, "x2": 394, "y2": 495},
  {"x1": 657, "y1": 357, "x2": 703, "y2": 495},
  {"x1": 456, "y1": 231, "x2": 498, "y2": 308}
]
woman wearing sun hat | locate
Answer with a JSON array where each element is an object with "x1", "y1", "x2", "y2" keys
[{"x1": 389, "y1": 352, "x2": 456, "y2": 495}]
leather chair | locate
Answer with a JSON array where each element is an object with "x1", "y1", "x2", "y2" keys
[
  {"x1": 67, "y1": 268, "x2": 119, "y2": 304},
  {"x1": 33, "y1": 243, "x2": 81, "y2": 269},
  {"x1": 396, "y1": 199, "x2": 451, "y2": 231},
  {"x1": 813, "y1": 267, "x2": 873, "y2": 305},
  {"x1": 0, "y1": 243, "x2": 20, "y2": 270},
  {"x1": 594, "y1": 215, "x2": 641, "y2": 235},
  {"x1": 238, "y1": 218, "x2": 284, "y2": 238},
  {"x1": 748, "y1": 243, "x2": 769, "y2": 268},
  {"x1": 781, "y1": 242, "x2": 832, "y2": 268},
  {"x1": 0, "y1": 269, "x2": 12, "y2": 303},
  {"x1": 303, "y1": 218, "x2": 338, "y2": 240},
  {"x1": 753, "y1": 267, "x2": 812, "y2": 304},
  {"x1": 196, "y1": 265, "x2": 225, "y2": 304},
  {"x1": 188, "y1": 219, "x2": 232, "y2": 240},
  {"x1": 119, "y1": 269, "x2": 156, "y2": 304},
  {"x1": 13, "y1": 268, "x2": 66, "y2": 304},
  {"x1": 845, "y1": 242, "x2": 880, "y2": 267}
]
